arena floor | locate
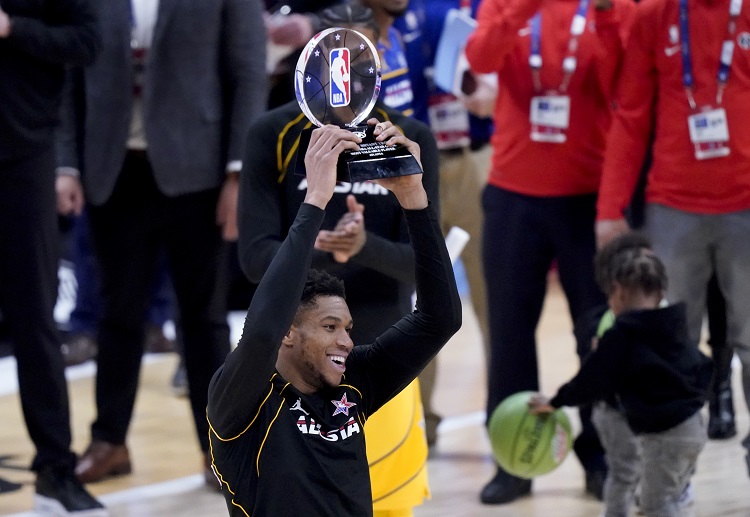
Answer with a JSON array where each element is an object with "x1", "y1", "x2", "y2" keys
[{"x1": 1, "y1": 276, "x2": 748, "y2": 516}]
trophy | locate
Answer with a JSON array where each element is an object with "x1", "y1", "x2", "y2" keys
[{"x1": 294, "y1": 27, "x2": 422, "y2": 183}]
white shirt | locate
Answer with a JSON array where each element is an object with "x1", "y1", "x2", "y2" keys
[{"x1": 130, "y1": 0, "x2": 159, "y2": 49}]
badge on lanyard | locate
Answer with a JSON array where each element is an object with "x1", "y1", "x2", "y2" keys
[
  {"x1": 530, "y1": 95, "x2": 570, "y2": 143},
  {"x1": 688, "y1": 108, "x2": 730, "y2": 160},
  {"x1": 526, "y1": 0, "x2": 589, "y2": 144},
  {"x1": 428, "y1": 93, "x2": 471, "y2": 150},
  {"x1": 679, "y1": 0, "x2": 741, "y2": 160}
]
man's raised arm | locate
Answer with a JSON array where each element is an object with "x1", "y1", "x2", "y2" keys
[
  {"x1": 349, "y1": 120, "x2": 463, "y2": 414},
  {"x1": 207, "y1": 125, "x2": 361, "y2": 437}
]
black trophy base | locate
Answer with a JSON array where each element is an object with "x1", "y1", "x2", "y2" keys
[{"x1": 295, "y1": 125, "x2": 422, "y2": 183}]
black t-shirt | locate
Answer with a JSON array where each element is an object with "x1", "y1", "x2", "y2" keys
[{"x1": 207, "y1": 203, "x2": 461, "y2": 516}]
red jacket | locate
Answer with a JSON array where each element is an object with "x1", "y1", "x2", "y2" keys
[
  {"x1": 466, "y1": 0, "x2": 635, "y2": 197},
  {"x1": 598, "y1": 0, "x2": 750, "y2": 219}
]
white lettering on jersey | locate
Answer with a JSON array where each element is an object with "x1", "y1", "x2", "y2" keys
[
  {"x1": 295, "y1": 416, "x2": 361, "y2": 442},
  {"x1": 296, "y1": 178, "x2": 389, "y2": 196},
  {"x1": 382, "y1": 79, "x2": 414, "y2": 109},
  {"x1": 351, "y1": 182, "x2": 388, "y2": 195}
]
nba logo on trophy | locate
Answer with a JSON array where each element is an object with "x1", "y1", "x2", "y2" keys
[{"x1": 330, "y1": 48, "x2": 351, "y2": 108}]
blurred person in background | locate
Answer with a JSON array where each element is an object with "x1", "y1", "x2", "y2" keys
[
  {"x1": 55, "y1": 0, "x2": 267, "y2": 489},
  {"x1": 466, "y1": 0, "x2": 636, "y2": 504},
  {"x1": 0, "y1": 0, "x2": 106, "y2": 514}
]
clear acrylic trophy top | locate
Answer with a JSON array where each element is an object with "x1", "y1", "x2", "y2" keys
[{"x1": 295, "y1": 28, "x2": 382, "y2": 127}]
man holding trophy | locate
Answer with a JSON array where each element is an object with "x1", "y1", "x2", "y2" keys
[
  {"x1": 207, "y1": 8, "x2": 459, "y2": 516},
  {"x1": 228, "y1": 6, "x2": 444, "y2": 515}
]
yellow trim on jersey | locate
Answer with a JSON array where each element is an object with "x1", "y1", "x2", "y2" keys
[
  {"x1": 339, "y1": 383, "x2": 364, "y2": 399},
  {"x1": 381, "y1": 69, "x2": 409, "y2": 81},
  {"x1": 277, "y1": 112, "x2": 307, "y2": 173},
  {"x1": 208, "y1": 376, "x2": 278, "y2": 442},
  {"x1": 207, "y1": 437, "x2": 251, "y2": 516},
  {"x1": 257, "y1": 398, "x2": 286, "y2": 476},
  {"x1": 278, "y1": 118, "x2": 313, "y2": 184}
]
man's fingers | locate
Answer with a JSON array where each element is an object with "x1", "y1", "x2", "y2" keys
[
  {"x1": 346, "y1": 194, "x2": 364, "y2": 214},
  {"x1": 309, "y1": 125, "x2": 360, "y2": 153}
]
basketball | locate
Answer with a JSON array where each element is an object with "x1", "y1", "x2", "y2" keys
[{"x1": 488, "y1": 391, "x2": 573, "y2": 479}]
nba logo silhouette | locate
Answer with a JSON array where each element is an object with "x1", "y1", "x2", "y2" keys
[{"x1": 330, "y1": 48, "x2": 351, "y2": 108}]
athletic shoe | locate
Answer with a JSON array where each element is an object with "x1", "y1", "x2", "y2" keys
[
  {"x1": 34, "y1": 466, "x2": 108, "y2": 516},
  {"x1": 635, "y1": 482, "x2": 693, "y2": 514}
]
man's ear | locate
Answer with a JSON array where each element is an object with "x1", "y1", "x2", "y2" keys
[{"x1": 281, "y1": 326, "x2": 298, "y2": 349}]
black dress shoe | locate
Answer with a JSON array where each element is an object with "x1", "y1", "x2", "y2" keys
[
  {"x1": 479, "y1": 468, "x2": 531, "y2": 505},
  {"x1": 707, "y1": 379, "x2": 736, "y2": 439},
  {"x1": 707, "y1": 344, "x2": 736, "y2": 440},
  {"x1": 585, "y1": 468, "x2": 606, "y2": 500}
]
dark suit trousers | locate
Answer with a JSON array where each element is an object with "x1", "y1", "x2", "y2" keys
[
  {"x1": 87, "y1": 151, "x2": 230, "y2": 452},
  {"x1": 482, "y1": 185, "x2": 606, "y2": 471},
  {"x1": 0, "y1": 148, "x2": 77, "y2": 471}
]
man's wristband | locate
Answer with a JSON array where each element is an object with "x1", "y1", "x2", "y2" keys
[
  {"x1": 56, "y1": 166, "x2": 81, "y2": 178},
  {"x1": 226, "y1": 160, "x2": 242, "y2": 177}
]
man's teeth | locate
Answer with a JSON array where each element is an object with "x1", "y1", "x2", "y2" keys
[{"x1": 330, "y1": 355, "x2": 345, "y2": 365}]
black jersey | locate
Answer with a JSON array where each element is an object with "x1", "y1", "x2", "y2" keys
[{"x1": 207, "y1": 203, "x2": 461, "y2": 516}]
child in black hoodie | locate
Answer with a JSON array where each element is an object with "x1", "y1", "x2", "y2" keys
[{"x1": 530, "y1": 246, "x2": 712, "y2": 517}]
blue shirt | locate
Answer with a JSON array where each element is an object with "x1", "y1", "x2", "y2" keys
[
  {"x1": 394, "y1": 0, "x2": 493, "y2": 146},
  {"x1": 378, "y1": 27, "x2": 415, "y2": 116}
]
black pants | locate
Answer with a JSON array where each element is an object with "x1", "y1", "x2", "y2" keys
[
  {"x1": 0, "y1": 148, "x2": 77, "y2": 471},
  {"x1": 87, "y1": 151, "x2": 230, "y2": 452},
  {"x1": 482, "y1": 185, "x2": 606, "y2": 470}
]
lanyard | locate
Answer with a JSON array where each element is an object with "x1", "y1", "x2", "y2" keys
[
  {"x1": 679, "y1": 0, "x2": 743, "y2": 108},
  {"x1": 529, "y1": 0, "x2": 591, "y2": 93}
]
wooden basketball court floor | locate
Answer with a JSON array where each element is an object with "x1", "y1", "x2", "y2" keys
[{"x1": 1, "y1": 276, "x2": 748, "y2": 516}]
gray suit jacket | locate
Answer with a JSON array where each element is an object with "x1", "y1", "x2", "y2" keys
[{"x1": 58, "y1": 0, "x2": 266, "y2": 205}]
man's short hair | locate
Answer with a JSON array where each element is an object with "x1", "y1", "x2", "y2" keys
[{"x1": 296, "y1": 269, "x2": 347, "y2": 318}]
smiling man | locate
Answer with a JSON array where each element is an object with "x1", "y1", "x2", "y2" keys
[{"x1": 206, "y1": 122, "x2": 461, "y2": 516}]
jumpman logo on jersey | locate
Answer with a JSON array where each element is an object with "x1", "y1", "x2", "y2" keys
[
  {"x1": 290, "y1": 398, "x2": 309, "y2": 415},
  {"x1": 331, "y1": 393, "x2": 356, "y2": 417}
]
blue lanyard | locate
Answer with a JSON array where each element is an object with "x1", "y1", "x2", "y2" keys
[
  {"x1": 529, "y1": 0, "x2": 591, "y2": 93},
  {"x1": 679, "y1": 0, "x2": 743, "y2": 108}
]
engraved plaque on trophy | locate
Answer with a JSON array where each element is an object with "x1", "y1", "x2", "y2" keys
[{"x1": 294, "y1": 27, "x2": 422, "y2": 183}]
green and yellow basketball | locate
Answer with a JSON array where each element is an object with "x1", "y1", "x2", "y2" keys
[{"x1": 488, "y1": 391, "x2": 573, "y2": 479}]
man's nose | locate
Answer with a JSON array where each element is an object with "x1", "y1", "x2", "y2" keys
[{"x1": 338, "y1": 331, "x2": 354, "y2": 351}]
